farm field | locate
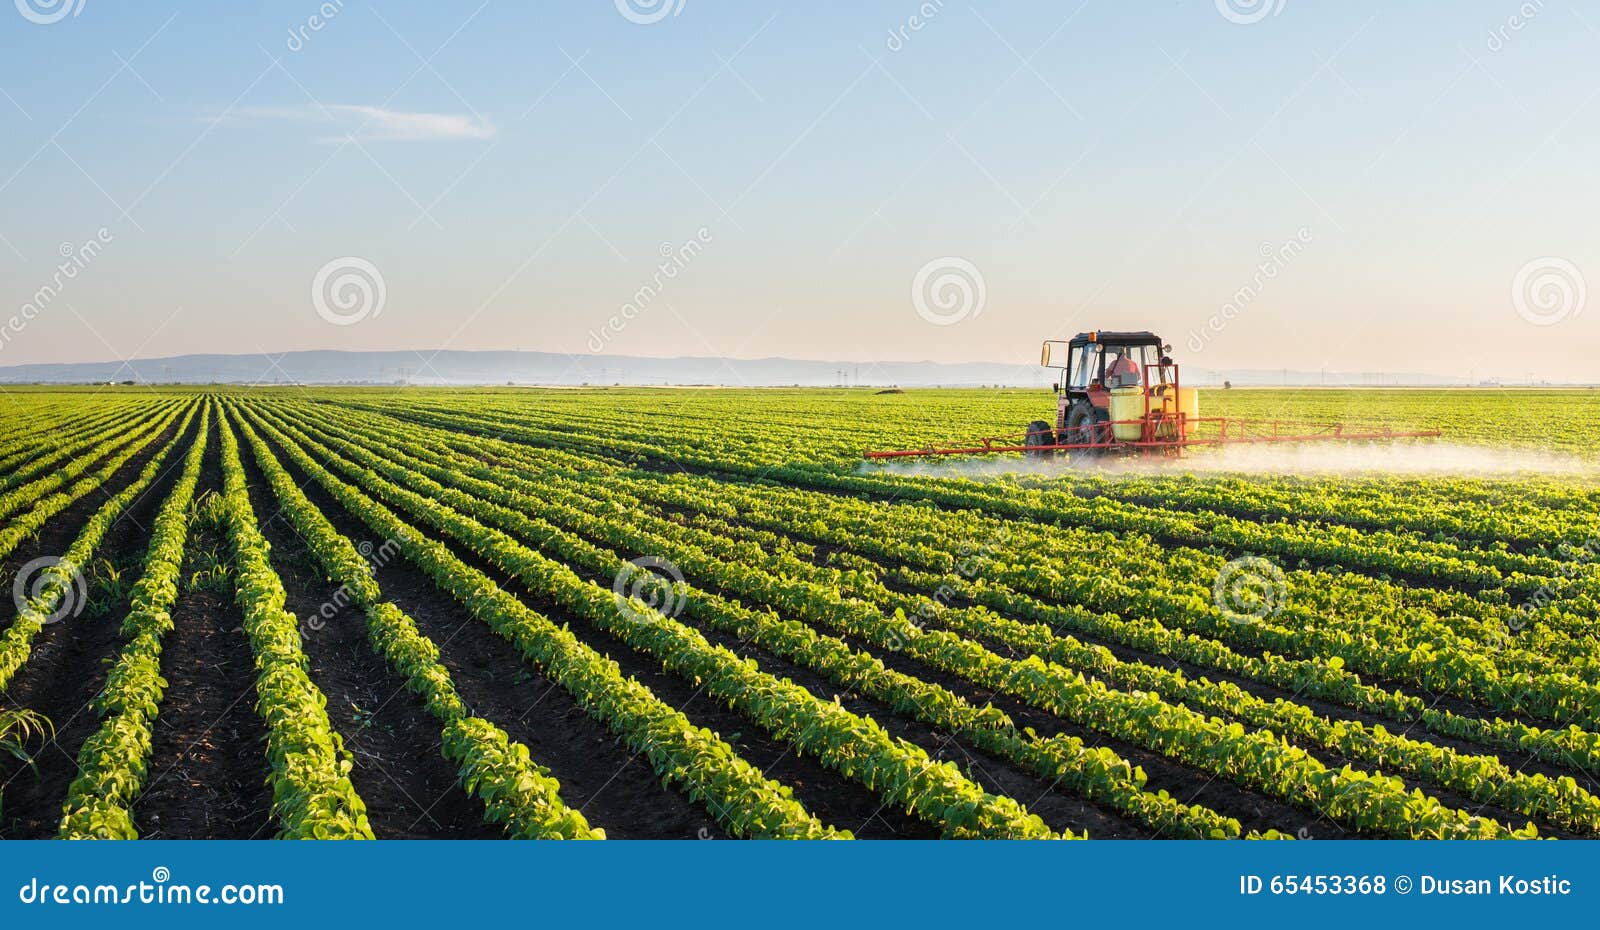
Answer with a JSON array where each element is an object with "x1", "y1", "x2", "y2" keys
[{"x1": 1, "y1": 386, "x2": 1598, "y2": 841}]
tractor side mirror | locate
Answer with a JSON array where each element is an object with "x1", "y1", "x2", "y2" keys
[{"x1": 1051, "y1": 382, "x2": 1060, "y2": 393}]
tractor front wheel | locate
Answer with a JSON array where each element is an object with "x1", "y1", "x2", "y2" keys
[{"x1": 1023, "y1": 420, "x2": 1056, "y2": 456}]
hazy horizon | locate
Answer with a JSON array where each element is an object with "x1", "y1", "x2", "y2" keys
[
  {"x1": 3, "y1": 2, "x2": 1596, "y2": 383},
  {"x1": 0, "y1": 346, "x2": 1586, "y2": 389}
]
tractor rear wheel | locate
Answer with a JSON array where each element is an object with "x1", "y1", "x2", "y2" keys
[
  {"x1": 1023, "y1": 420, "x2": 1056, "y2": 456},
  {"x1": 1065, "y1": 401, "x2": 1110, "y2": 455}
]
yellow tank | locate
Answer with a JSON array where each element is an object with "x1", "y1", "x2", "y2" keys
[
  {"x1": 1155, "y1": 385, "x2": 1200, "y2": 439},
  {"x1": 1108, "y1": 386, "x2": 1146, "y2": 441}
]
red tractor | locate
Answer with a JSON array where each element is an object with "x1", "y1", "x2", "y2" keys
[{"x1": 1028, "y1": 330, "x2": 1184, "y2": 456}]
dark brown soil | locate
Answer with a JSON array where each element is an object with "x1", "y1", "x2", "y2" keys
[{"x1": 134, "y1": 583, "x2": 275, "y2": 839}]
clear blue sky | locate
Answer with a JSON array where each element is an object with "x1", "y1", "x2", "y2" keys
[{"x1": 1, "y1": 1, "x2": 1596, "y2": 381}]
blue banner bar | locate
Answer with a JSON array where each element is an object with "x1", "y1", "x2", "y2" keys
[{"x1": 2, "y1": 841, "x2": 1595, "y2": 927}]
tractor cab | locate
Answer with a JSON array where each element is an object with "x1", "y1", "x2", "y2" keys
[{"x1": 1045, "y1": 332, "x2": 1169, "y2": 396}]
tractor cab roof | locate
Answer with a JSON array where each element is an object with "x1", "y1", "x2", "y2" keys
[{"x1": 1067, "y1": 331, "x2": 1164, "y2": 348}]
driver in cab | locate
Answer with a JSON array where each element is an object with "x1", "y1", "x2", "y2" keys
[{"x1": 1106, "y1": 351, "x2": 1141, "y2": 389}]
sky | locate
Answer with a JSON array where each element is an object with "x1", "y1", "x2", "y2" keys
[{"x1": 0, "y1": 1, "x2": 1596, "y2": 382}]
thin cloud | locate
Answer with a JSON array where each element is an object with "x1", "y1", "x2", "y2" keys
[{"x1": 229, "y1": 104, "x2": 495, "y2": 142}]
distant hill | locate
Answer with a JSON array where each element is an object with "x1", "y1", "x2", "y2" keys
[
  {"x1": 0, "y1": 350, "x2": 1041, "y2": 387},
  {"x1": 0, "y1": 349, "x2": 1499, "y2": 387}
]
